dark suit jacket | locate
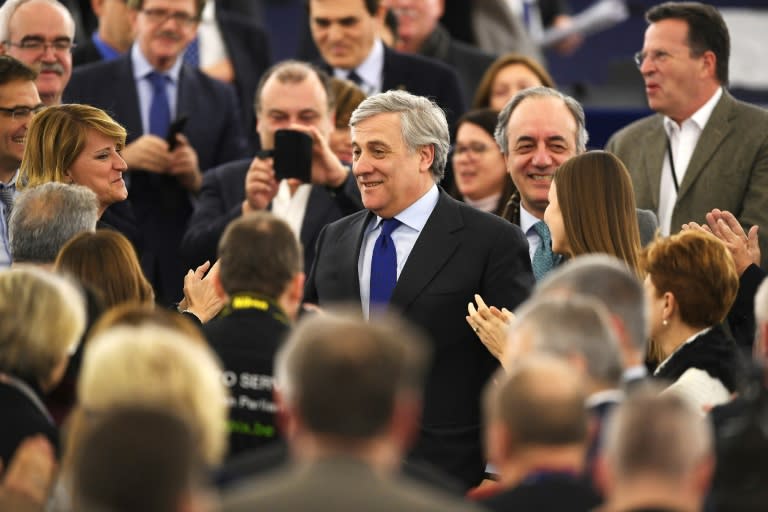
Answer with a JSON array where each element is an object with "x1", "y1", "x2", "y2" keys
[
  {"x1": 0, "y1": 379, "x2": 58, "y2": 466},
  {"x1": 223, "y1": 456, "x2": 482, "y2": 512},
  {"x1": 305, "y1": 189, "x2": 534, "y2": 487},
  {"x1": 480, "y1": 473, "x2": 601, "y2": 512},
  {"x1": 606, "y1": 91, "x2": 768, "y2": 267},
  {"x1": 180, "y1": 158, "x2": 362, "y2": 272},
  {"x1": 64, "y1": 53, "x2": 249, "y2": 304},
  {"x1": 418, "y1": 24, "x2": 496, "y2": 107},
  {"x1": 71, "y1": 37, "x2": 102, "y2": 67},
  {"x1": 217, "y1": 10, "x2": 271, "y2": 151},
  {"x1": 318, "y1": 46, "x2": 467, "y2": 129}
]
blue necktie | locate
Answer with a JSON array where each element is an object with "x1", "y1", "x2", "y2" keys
[
  {"x1": 370, "y1": 218, "x2": 401, "y2": 313},
  {"x1": 184, "y1": 37, "x2": 200, "y2": 67},
  {"x1": 532, "y1": 221, "x2": 555, "y2": 281},
  {"x1": 147, "y1": 71, "x2": 170, "y2": 137}
]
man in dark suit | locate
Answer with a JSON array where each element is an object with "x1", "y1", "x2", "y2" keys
[
  {"x1": 304, "y1": 90, "x2": 533, "y2": 488},
  {"x1": 64, "y1": 0, "x2": 249, "y2": 304},
  {"x1": 202, "y1": 212, "x2": 304, "y2": 459},
  {"x1": 606, "y1": 2, "x2": 768, "y2": 267},
  {"x1": 223, "y1": 311, "x2": 481, "y2": 512},
  {"x1": 72, "y1": 0, "x2": 134, "y2": 65},
  {"x1": 307, "y1": 0, "x2": 466, "y2": 128},
  {"x1": 180, "y1": 60, "x2": 361, "y2": 273},
  {"x1": 494, "y1": 86, "x2": 657, "y2": 281},
  {"x1": 387, "y1": 0, "x2": 496, "y2": 106},
  {"x1": 478, "y1": 355, "x2": 600, "y2": 511}
]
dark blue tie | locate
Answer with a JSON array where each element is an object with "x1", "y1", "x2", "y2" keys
[
  {"x1": 370, "y1": 218, "x2": 401, "y2": 313},
  {"x1": 147, "y1": 71, "x2": 170, "y2": 137},
  {"x1": 183, "y1": 37, "x2": 200, "y2": 67}
]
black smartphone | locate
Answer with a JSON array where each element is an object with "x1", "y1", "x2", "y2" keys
[
  {"x1": 166, "y1": 115, "x2": 188, "y2": 151},
  {"x1": 273, "y1": 129, "x2": 313, "y2": 182}
]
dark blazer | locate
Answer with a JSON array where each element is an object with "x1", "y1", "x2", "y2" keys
[
  {"x1": 318, "y1": 46, "x2": 467, "y2": 129},
  {"x1": 606, "y1": 91, "x2": 768, "y2": 267},
  {"x1": 727, "y1": 264, "x2": 766, "y2": 352},
  {"x1": 480, "y1": 473, "x2": 602, "y2": 512},
  {"x1": 64, "y1": 53, "x2": 249, "y2": 304},
  {"x1": 180, "y1": 158, "x2": 362, "y2": 272},
  {"x1": 0, "y1": 378, "x2": 58, "y2": 466},
  {"x1": 305, "y1": 189, "x2": 534, "y2": 488},
  {"x1": 71, "y1": 37, "x2": 103, "y2": 67},
  {"x1": 223, "y1": 456, "x2": 482, "y2": 512},
  {"x1": 417, "y1": 24, "x2": 496, "y2": 107},
  {"x1": 217, "y1": 9, "x2": 271, "y2": 151},
  {"x1": 203, "y1": 301, "x2": 289, "y2": 459}
]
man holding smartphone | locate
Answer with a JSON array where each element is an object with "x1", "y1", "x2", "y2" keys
[{"x1": 181, "y1": 60, "x2": 361, "y2": 275}]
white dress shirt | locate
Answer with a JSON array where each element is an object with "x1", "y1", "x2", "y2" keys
[
  {"x1": 131, "y1": 44, "x2": 183, "y2": 135},
  {"x1": 658, "y1": 87, "x2": 722, "y2": 235},
  {"x1": 270, "y1": 181, "x2": 312, "y2": 241},
  {"x1": 333, "y1": 38, "x2": 384, "y2": 96},
  {"x1": 358, "y1": 184, "x2": 439, "y2": 318},
  {"x1": 519, "y1": 205, "x2": 542, "y2": 262}
]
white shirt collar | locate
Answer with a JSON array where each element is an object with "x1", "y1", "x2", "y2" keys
[
  {"x1": 333, "y1": 38, "x2": 384, "y2": 95},
  {"x1": 131, "y1": 42, "x2": 184, "y2": 83},
  {"x1": 375, "y1": 184, "x2": 439, "y2": 233},
  {"x1": 585, "y1": 389, "x2": 624, "y2": 409},
  {"x1": 519, "y1": 204, "x2": 541, "y2": 234},
  {"x1": 663, "y1": 87, "x2": 722, "y2": 135}
]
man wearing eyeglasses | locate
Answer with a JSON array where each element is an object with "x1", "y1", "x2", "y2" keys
[
  {"x1": 0, "y1": 0, "x2": 76, "y2": 106},
  {"x1": 0, "y1": 56, "x2": 42, "y2": 267},
  {"x1": 606, "y1": 1, "x2": 768, "y2": 268},
  {"x1": 64, "y1": 0, "x2": 248, "y2": 305}
]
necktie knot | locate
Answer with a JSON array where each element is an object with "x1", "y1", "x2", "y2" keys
[
  {"x1": 146, "y1": 71, "x2": 168, "y2": 91},
  {"x1": 380, "y1": 218, "x2": 401, "y2": 238},
  {"x1": 346, "y1": 69, "x2": 363, "y2": 86},
  {"x1": 532, "y1": 221, "x2": 551, "y2": 244}
]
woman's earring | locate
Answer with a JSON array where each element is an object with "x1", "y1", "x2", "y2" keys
[{"x1": 662, "y1": 319, "x2": 668, "y2": 327}]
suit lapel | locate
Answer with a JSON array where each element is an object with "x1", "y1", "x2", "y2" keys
[
  {"x1": 643, "y1": 118, "x2": 667, "y2": 211},
  {"x1": 117, "y1": 57, "x2": 144, "y2": 141},
  {"x1": 677, "y1": 92, "x2": 734, "y2": 201},
  {"x1": 390, "y1": 191, "x2": 462, "y2": 311},
  {"x1": 344, "y1": 211, "x2": 373, "y2": 300}
]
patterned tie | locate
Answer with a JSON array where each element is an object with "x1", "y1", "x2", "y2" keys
[
  {"x1": 147, "y1": 71, "x2": 170, "y2": 137},
  {"x1": 370, "y1": 218, "x2": 402, "y2": 314},
  {"x1": 532, "y1": 221, "x2": 555, "y2": 281},
  {"x1": 347, "y1": 69, "x2": 363, "y2": 86},
  {"x1": 183, "y1": 37, "x2": 200, "y2": 67},
  {"x1": 0, "y1": 185, "x2": 13, "y2": 218}
]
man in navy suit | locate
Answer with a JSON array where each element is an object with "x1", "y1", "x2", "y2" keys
[
  {"x1": 305, "y1": 90, "x2": 533, "y2": 488},
  {"x1": 181, "y1": 60, "x2": 361, "y2": 274},
  {"x1": 64, "y1": 0, "x2": 248, "y2": 304},
  {"x1": 307, "y1": 0, "x2": 466, "y2": 128}
]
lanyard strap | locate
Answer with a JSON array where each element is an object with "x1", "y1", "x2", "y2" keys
[
  {"x1": 0, "y1": 372, "x2": 54, "y2": 425},
  {"x1": 666, "y1": 137, "x2": 680, "y2": 194}
]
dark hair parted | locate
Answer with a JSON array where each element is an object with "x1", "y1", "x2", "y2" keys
[
  {"x1": 553, "y1": 151, "x2": 642, "y2": 275},
  {"x1": 641, "y1": 230, "x2": 738, "y2": 328},
  {"x1": 0, "y1": 54, "x2": 37, "y2": 85},
  {"x1": 646, "y1": 2, "x2": 730, "y2": 84},
  {"x1": 217, "y1": 212, "x2": 302, "y2": 298}
]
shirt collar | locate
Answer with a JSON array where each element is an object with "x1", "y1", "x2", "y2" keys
[
  {"x1": 375, "y1": 184, "x2": 439, "y2": 233},
  {"x1": 663, "y1": 86, "x2": 722, "y2": 135},
  {"x1": 519, "y1": 204, "x2": 541, "y2": 234},
  {"x1": 334, "y1": 38, "x2": 384, "y2": 93},
  {"x1": 131, "y1": 43, "x2": 183, "y2": 84}
]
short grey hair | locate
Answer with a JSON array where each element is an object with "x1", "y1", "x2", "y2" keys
[
  {"x1": 536, "y1": 254, "x2": 647, "y2": 354},
  {"x1": 603, "y1": 385, "x2": 713, "y2": 482},
  {"x1": 494, "y1": 86, "x2": 588, "y2": 156},
  {"x1": 10, "y1": 183, "x2": 98, "y2": 264},
  {"x1": 350, "y1": 90, "x2": 450, "y2": 183},
  {"x1": 0, "y1": 0, "x2": 76, "y2": 43},
  {"x1": 512, "y1": 295, "x2": 623, "y2": 386}
]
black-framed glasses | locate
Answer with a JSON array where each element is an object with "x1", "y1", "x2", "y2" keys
[
  {"x1": 633, "y1": 49, "x2": 672, "y2": 68},
  {"x1": 3, "y1": 38, "x2": 76, "y2": 54},
  {"x1": 140, "y1": 8, "x2": 200, "y2": 26},
  {"x1": 0, "y1": 104, "x2": 46, "y2": 121}
]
